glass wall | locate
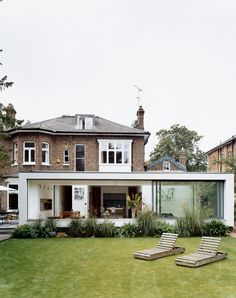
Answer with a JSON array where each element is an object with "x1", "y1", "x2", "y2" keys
[{"x1": 155, "y1": 181, "x2": 224, "y2": 219}]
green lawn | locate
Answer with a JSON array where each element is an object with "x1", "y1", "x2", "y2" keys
[{"x1": 0, "y1": 237, "x2": 236, "y2": 298}]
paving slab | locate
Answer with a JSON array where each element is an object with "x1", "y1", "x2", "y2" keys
[{"x1": 0, "y1": 234, "x2": 11, "y2": 241}]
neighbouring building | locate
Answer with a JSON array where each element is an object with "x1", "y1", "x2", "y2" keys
[
  {"x1": 146, "y1": 150, "x2": 187, "y2": 172},
  {"x1": 0, "y1": 105, "x2": 234, "y2": 226},
  {"x1": 207, "y1": 135, "x2": 236, "y2": 172}
]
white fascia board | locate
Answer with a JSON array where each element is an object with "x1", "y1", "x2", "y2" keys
[{"x1": 19, "y1": 171, "x2": 233, "y2": 182}]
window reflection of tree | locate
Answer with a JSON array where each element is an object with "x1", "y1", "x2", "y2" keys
[{"x1": 161, "y1": 188, "x2": 175, "y2": 201}]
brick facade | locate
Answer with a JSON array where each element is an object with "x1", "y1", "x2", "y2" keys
[
  {"x1": 147, "y1": 162, "x2": 182, "y2": 171},
  {"x1": 207, "y1": 136, "x2": 236, "y2": 172},
  {"x1": 4, "y1": 133, "x2": 146, "y2": 175},
  {"x1": 0, "y1": 111, "x2": 150, "y2": 211}
]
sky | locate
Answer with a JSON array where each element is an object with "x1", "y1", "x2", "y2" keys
[{"x1": 0, "y1": 0, "x2": 236, "y2": 159}]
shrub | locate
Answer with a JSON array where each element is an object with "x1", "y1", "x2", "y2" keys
[
  {"x1": 137, "y1": 210, "x2": 157, "y2": 236},
  {"x1": 44, "y1": 218, "x2": 57, "y2": 232},
  {"x1": 119, "y1": 223, "x2": 138, "y2": 238},
  {"x1": 95, "y1": 221, "x2": 117, "y2": 237},
  {"x1": 84, "y1": 217, "x2": 97, "y2": 237},
  {"x1": 153, "y1": 220, "x2": 175, "y2": 237},
  {"x1": 31, "y1": 219, "x2": 48, "y2": 238},
  {"x1": 67, "y1": 219, "x2": 84, "y2": 237},
  {"x1": 203, "y1": 220, "x2": 229, "y2": 237},
  {"x1": 44, "y1": 218, "x2": 57, "y2": 237},
  {"x1": 175, "y1": 208, "x2": 204, "y2": 237},
  {"x1": 13, "y1": 224, "x2": 34, "y2": 239}
]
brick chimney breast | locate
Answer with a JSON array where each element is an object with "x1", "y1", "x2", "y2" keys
[
  {"x1": 179, "y1": 148, "x2": 187, "y2": 166},
  {"x1": 136, "y1": 105, "x2": 145, "y2": 130}
]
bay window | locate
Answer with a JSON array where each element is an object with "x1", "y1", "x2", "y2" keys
[{"x1": 98, "y1": 139, "x2": 133, "y2": 172}]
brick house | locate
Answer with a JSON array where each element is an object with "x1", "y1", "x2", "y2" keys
[
  {"x1": 146, "y1": 155, "x2": 187, "y2": 172},
  {"x1": 0, "y1": 106, "x2": 234, "y2": 226},
  {"x1": 207, "y1": 135, "x2": 236, "y2": 172}
]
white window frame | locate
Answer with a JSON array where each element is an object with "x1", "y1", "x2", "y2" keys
[
  {"x1": 63, "y1": 149, "x2": 70, "y2": 165},
  {"x1": 98, "y1": 139, "x2": 133, "y2": 172},
  {"x1": 163, "y1": 161, "x2": 170, "y2": 171},
  {"x1": 23, "y1": 141, "x2": 36, "y2": 165},
  {"x1": 12, "y1": 142, "x2": 18, "y2": 166},
  {"x1": 42, "y1": 142, "x2": 50, "y2": 165}
]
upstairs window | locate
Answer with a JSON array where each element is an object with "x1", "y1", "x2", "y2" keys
[
  {"x1": 99, "y1": 140, "x2": 132, "y2": 165},
  {"x1": 75, "y1": 144, "x2": 85, "y2": 171},
  {"x1": 163, "y1": 161, "x2": 170, "y2": 171},
  {"x1": 12, "y1": 142, "x2": 18, "y2": 165},
  {"x1": 64, "y1": 149, "x2": 69, "y2": 164},
  {"x1": 24, "y1": 141, "x2": 35, "y2": 164},
  {"x1": 42, "y1": 142, "x2": 49, "y2": 164}
]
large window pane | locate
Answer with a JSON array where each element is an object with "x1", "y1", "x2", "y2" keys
[
  {"x1": 158, "y1": 181, "x2": 223, "y2": 219},
  {"x1": 76, "y1": 145, "x2": 84, "y2": 158},
  {"x1": 101, "y1": 151, "x2": 107, "y2": 163},
  {"x1": 109, "y1": 151, "x2": 114, "y2": 163},
  {"x1": 75, "y1": 145, "x2": 85, "y2": 171},
  {"x1": 25, "y1": 150, "x2": 29, "y2": 162},
  {"x1": 116, "y1": 151, "x2": 122, "y2": 163},
  {"x1": 76, "y1": 159, "x2": 85, "y2": 171},
  {"x1": 9, "y1": 193, "x2": 18, "y2": 210},
  {"x1": 31, "y1": 150, "x2": 35, "y2": 162},
  {"x1": 124, "y1": 151, "x2": 129, "y2": 163}
]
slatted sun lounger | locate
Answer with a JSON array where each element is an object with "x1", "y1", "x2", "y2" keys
[
  {"x1": 133, "y1": 233, "x2": 185, "y2": 261},
  {"x1": 175, "y1": 236, "x2": 227, "y2": 268}
]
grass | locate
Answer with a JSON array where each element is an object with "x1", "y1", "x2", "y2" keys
[{"x1": 0, "y1": 237, "x2": 236, "y2": 298}]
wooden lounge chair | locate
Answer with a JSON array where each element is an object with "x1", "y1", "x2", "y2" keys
[
  {"x1": 175, "y1": 236, "x2": 227, "y2": 268},
  {"x1": 133, "y1": 233, "x2": 185, "y2": 261}
]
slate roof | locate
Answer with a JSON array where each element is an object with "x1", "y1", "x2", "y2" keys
[
  {"x1": 8, "y1": 115, "x2": 150, "y2": 141},
  {"x1": 147, "y1": 156, "x2": 187, "y2": 172}
]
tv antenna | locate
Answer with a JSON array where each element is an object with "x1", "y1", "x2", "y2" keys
[{"x1": 133, "y1": 84, "x2": 143, "y2": 106}]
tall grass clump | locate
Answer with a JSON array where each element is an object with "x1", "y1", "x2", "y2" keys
[
  {"x1": 175, "y1": 208, "x2": 204, "y2": 237},
  {"x1": 84, "y1": 217, "x2": 97, "y2": 237},
  {"x1": 68, "y1": 219, "x2": 84, "y2": 237},
  {"x1": 95, "y1": 220, "x2": 117, "y2": 237},
  {"x1": 137, "y1": 210, "x2": 157, "y2": 236}
]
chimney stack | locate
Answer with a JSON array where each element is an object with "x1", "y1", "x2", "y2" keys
[
  {"x1": 179, "y1": 148, "x2": 187, "y2": 166},
  {"x1": 136, "y1": 105, "x2": 145, "y2": 130}
]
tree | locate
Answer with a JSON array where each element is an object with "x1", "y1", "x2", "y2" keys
[
  {"x1": 214, "y1": 157, "x2": 236, "y2": 174},
  {"x1": 0, "y1": 50, "x2": 13, "y2": 91},
  {"x1": 149, "y1": 124, "x2": 207, "y2": 172},
  {"x1": 0, "y1": 50, "x2": 22, "y2": 175}
]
